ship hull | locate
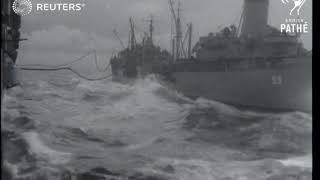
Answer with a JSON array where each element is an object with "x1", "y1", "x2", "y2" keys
[{"x1": 171, "y1": 57, "x2": 312, "y2": 113}]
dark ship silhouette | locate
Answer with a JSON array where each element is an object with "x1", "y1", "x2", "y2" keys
[
  {"x1": 2, "y1": 1, "x2": 23, "y2": 179},
  {"x1": 1, "y1": 0, "x2": 22, "y2": 102},
  {"x1": 110, "y1": 17, "x2": 172, "y2": 80}
]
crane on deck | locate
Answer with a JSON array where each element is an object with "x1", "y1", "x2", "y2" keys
[
  {"x1": 169, "y1": 0, "x2": 193, "y2": 60},
  {"x1": 112, "y1": 28, "x2": 126, "y2": 49}
]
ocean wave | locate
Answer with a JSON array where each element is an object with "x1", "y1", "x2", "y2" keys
[
  {"x1": 1, "y1": 71, "x2": 312, "y2": 180},
  {"x1": 278, "y1": 154, "x2": 312, "y2": 169},
  {"x1": 183, "y1": 99, "x2": 312, "y2": 158},
  {"x1": 22, "y1": 132, "x2": 72, "y2": 165},
  {"x1": 146, "y1": 157, "x2": 312, "y2": 180}
]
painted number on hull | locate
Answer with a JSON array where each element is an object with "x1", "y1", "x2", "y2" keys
[{"x1": 272, "y1": 75, "x2": 282, "y2": 85}]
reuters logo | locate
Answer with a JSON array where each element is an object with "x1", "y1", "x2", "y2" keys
[
  {"x1": 12, "y1": 1, "x2": 86, "y2": 16},
  {"x1": 12, "y1": 0, "x2": 33, "y2": 16}
]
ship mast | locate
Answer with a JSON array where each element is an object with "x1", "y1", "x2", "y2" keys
[
  {"x1": 129, "y1": 17, "x2": 136, "y2": 50},
  {"x1": 149, "y1": 15, "x2": 154, "y2": 45},
  {"x1": 176, "y1": 2, "x2": 182, "y2": 60},
  {"x1": 169, "y1": 0, "x2": 183, "y2": 61},
  {"x1": 112, "y1": 29, "x2": 126, "y2": 49},
  {"x1": 187, "y1": 23, "x2": 193, "y2": 58},
  {"x1": 237, "y1": 8, "x2": 244, "y2": 37}
]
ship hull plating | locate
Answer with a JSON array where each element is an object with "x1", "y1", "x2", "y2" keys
[{"x1": 172, "y1": 58, "x2": 312, "y2": 113}]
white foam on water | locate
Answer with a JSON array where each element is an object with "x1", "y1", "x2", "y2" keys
[
  {"x1": 279, "y1": 154, "x2": 312, "y2": 169},
  {"x1": 149, "y1": 158, "x2": 263, "y2": 180},
  {"x1": 3, "y1": 160, "x2": 19, "y2": 178},
  {"x1": 21, "y1": 75, "x2": 188, "y2": 149},
  {"x1": 23, "y1": 132, "x2": 72, "y2": 165},
  {"x1": 194, "y1": 97, "x2": 259, "y2": 118},
  {"x1": 141, "y1": 158, "x2": 216, "y2": 180},
  {"x1": 5, "y1": 72, "x2": 312, "y2": 179},
  {"x1": 152, "y1": 157, "x2": 311, "y2": 180}
]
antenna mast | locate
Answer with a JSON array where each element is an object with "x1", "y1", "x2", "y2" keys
[
  {"x1": 176, "y1": 1, "x2": 182, "y2": 60},
  {"x1": 129, "y1": 17, "x2": 136, "y2": 50},
  {"x1": 112, "y1": 29, "x2": 125, "y2": 49},
  {"x1": 187, "y1": 23, "x2": 193, "y2": 58},
  {"x1": 169, "y1": 0, "x2": 183, "y2": 61},
  {"x1": 149, "y1": 15, "x2": 154, "y2": 44}
]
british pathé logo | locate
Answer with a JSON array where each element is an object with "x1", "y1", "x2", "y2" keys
[
  {"x1": 281, "y1": 0, "x2": 306, "y2": 16},
  {"x1": 12, "y1": 0, "x2": 86, "y2": 16},
  {"x1": 12, "y1": 0, "x2": 33, "y2": 16},
  {"x1": 280, "y1": 0, "x2": 308, "y2": 34}
]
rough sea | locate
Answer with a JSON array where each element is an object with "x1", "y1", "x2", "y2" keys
[{"x1": 1, "y1": 70, "x2": 312, "y2": 180}]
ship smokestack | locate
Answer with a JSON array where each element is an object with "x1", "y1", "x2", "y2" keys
[{"x1": 240, "y1": 0, "x2": 269, "y2": 38}]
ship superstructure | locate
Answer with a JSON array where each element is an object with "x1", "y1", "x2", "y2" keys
[
  {"x1": 190, "y1": 0, "x2": 308, "y2": 61},
  {"x1": 110, "y1": 17, "x2": 171, "y2": 79}
]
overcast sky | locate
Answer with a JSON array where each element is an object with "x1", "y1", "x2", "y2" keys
[{"x1": 17, "y1": 0, "x2": 313, "y2": 66}]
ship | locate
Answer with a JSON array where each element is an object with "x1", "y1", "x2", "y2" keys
[
  {"x1": 110, "y1": 17, "x2": 172, "y2": 81},
  {"x1": 167, "y1": 0, "x2": 312, "y2": 112},
  {"x1": 1, "y1": 0, "x2": 22, "y2": 103},
  {"x1": 2, "y1": 1, "x2": 23, "y2": 179}
]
